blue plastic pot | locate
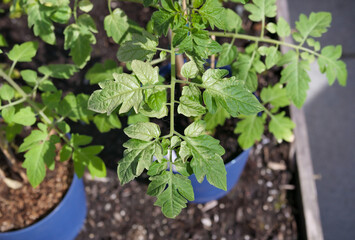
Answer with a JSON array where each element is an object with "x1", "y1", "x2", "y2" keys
[
  {"x1": 0, "y1": 174, "x2": 87, "y2": 240},
  {"x1": 189, "y1": 148, "x2": 250, "y2": 203}
]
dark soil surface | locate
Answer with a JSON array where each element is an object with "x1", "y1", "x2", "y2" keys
[{"x1": 76, "y1": 137, "x2": 298, "y2": 240}]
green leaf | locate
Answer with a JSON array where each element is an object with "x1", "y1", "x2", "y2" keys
[
  {"x1": 13, "y1": 107, "x2": 36, "y2": 126},
  {"x1": 235, "y1": 114, "x2": 265, "y2": 149},
  {"x1": 124, "y1": 122, "x2": 160, "y2": 141},
  {"x1": 202, "y1": 70, "x2": 263, "y2": 116},
  {"x1": 225, "y1": 9, "x2": 242, "y2": 32},
  {"x1": 131, "y1": 60, "x2": 159, "y2": 85},
  {"x1": 73, "y1": 145, "x2": 106, "y2": 178},
  {"x1": 0, "y1": 34, "x2": 8, "y2": 47},
  {"x1": 20, "y1": 124, "x2": 57, "y2": 187},
  {"x1": 277, "y1": 17, "x2": 291, "y2": 37},
  {"x1": 143, "y1": 0, "x2": 158, "y2": 7},
  {"x1": 7, "y1": 41, "x2": 38, "y2": 62},
  {"x1": 88, "y1": 73, "x2": 143, "y2": 114},
  {"x1": 295, "y1": 12, "x2": 332, "y2": 43},
  {"x1": 279, "y1": 50, "x2": 310, "y2": 107},
  {"x1": 152, "y1": 10, "x2": 175, "y2": 36},
  {"x1": 127, "y1": 113, "x2": 149, "y2": 124},
  {"x1": 139, "y1": 104, "x2": 168, "y2": 119},
  {"x1": 27, "y1": 2, "x2": 55, "y2": 44},
  {"x1": 60, "y1": 144, "x2": 72, "y2": 162},
  {"x1": 266, "y1": 22, "x2": 276, "y2": 34},
  {"x1": 149, "y1": 171, "x2": 194, "y2": 218},
  {"x1": 199, "y1": 0, "x2": 226, "y2": 30},
  {"x1": 147, "y1": 159, "x2": 168, "y2": 176},
  {"x1": 0, "y1": 84, "x2": 15, "y2": 101},
  {"x1": 204, "y1": 106, "x2": 230, "y2": 131},
  {"x1": 184, "y1": 120, "x2": 206, "y2": 137},
  {"x1": 104, "y1": 8, "x2": 129, "y2": 44},
  {"x1": 232, "y1": 53, "x2": 258, "y2": 92},
  {"x1": 78, "y1": 0, "x2": 93, "y2": 12},
  {"x1": 217, "y1": 43, "x2": 237, "y2": 68},
  {"x1": 20, "y1": 69, "x2": 37, "y2": 86},
  {"x1": 181, "y1": 61, "x2": 199, "y2": 79},
  {"x1": 177, "y1": 85, "x2": 205, "y2": 117},
  {"x1": 38, "y1": 64, "x2": 78, "y2": 79},
  {"x1": 85, "y1": 60, "x2": 123, "y2": 85},
  {"x1": 41, "y1": 90, "x2": 62, "y2": 110},
  {"x1": 245, "y1": 0, "x2": 277, "y2": 22},
  {"x1": 64, "y1": 24, "x2": 94, "y2": 68},
  {"x1": 117, "y1": 139, "x2": 157, "y2": 184},
  {"x1": 117, "y1": 31, "x2": 158, "y2": 62},
  {"x1": 269, "y1": 112, "x2": 295, "y2": 142},
  {"x1": 147, "y1": 89, "x2": 166, "y2": 111},
  {"x1": 260, "y1": 83, "x2": 290, "y2": 109},
  {"x1": 318, "y1": 45, "x2": 347, "y2": 86},
  {"x1": 50, "y1": 5, "x2": 71, "y2": 24},
  {"x1": 258, "y1": 46, "x2": 280, "y2": 69},
  {"x1": 1, "y1": 107, "x2": 15, "y2": 124},
  {"x1": 93, "y1": 113, "x2": 122, "y2": 133},
  {"x1": 77, "y1": 14, "x2": 97, "y2": 33},
  {"x1": 182, "y1": 134, "x2": 226, "y2": 190}
]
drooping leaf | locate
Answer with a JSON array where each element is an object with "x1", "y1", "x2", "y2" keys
[
  {"x1": 7, "y1": 41, "x2": 38, "y2": 62},
  {"x1": 232, "y1": 53, "x2": 258, "y2": 92},
  {"x1": 78, "y1": 0, "x2": 93, "y2": 12},
  {"x1": 20, "y1": 124, "x2": 58, "y2": 187},
  {"x1": 225, "y1": 9, "x2": 242, "y2": 32},
  {"x1": 182, "y1": 134, "x2": 227, "y2": 190},
  {"x1": 73, "y1": 146, "x2": 106, "y2": 178},
  {"x1": 148, "y1": 171, "x2": 194, "y2": 218},
  {"x1": 104, "y1": 8, "x2": 129, "y2": 44},
  {"x1": 277, "y1": 17, "x2": 291, "y2": 38},
  {"x1": 318, "y1": 45, "x2": 347, "y2": 86},
  {"x1": 234, "y1": 114, "x2": 265, "y2": 149},
  {"x1": 117, "y1": 139, "x2": 158, "y2": 184},
  {"x1": 278, "y1": 50, "x2": 310, "y2": 108},
  {"x1": 93, "y1": 113, "x2": 122, "y2": 133},
  {"x1": 152, "y1": 10, "x2": 175, "y2": 36}
]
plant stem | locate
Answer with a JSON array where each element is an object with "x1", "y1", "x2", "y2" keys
[
  {"x1": 150, "y1": 56, "x2": 169, "y2": 65},
  {"x1": 174, "y1": 79, "x2": 204, "y2": 88},
  {"x1": 8, "y1": 61, "x2": 16, "y2": 77},
  {"x1": 73, "y1": 0, "x2": 79, "y2": 21},
  {"x1": 208, "y1": 31, "x2": 321, "y2": 57},
  {"x1": 0, "y1": 97, "x2": 26, "y2": 110},
  {"x1": 108, "y1": 0, "x2": 113, "y2": 14},
  {"x1": 169, "y1": 34, "x2": 176, "y2": 136},
  {"x1": 156, "y1": 47, "x2": 172, "y2": 53}
]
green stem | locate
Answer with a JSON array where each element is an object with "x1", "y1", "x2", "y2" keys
[
  {"x1": 0, "y1": 97, "x2": 26, "y2": 110},
  {"x1": 73, "y1": 0, "x2": 79, "y2": 21},
  {"x1": 175, "y1": 79, "x2": 204, "y2": 88},
  {"x1": 170, "y1": 34, "x2": 176, "y2": 136},
  {"x1": 150, "y1": 55, "x2": 169, "y2": 65},
  {"x1": 156, "y1": 47, "x2": 172, "y2": 53},
  {"x1": 108, "y1": 0, "x2": 113, "y2": 14},
  {"x1": 208, "y1": 31, "x2": 321, "y2": 57},
  {"x1": 8, "y1": 61, "x2": 16, "y2": 78}
]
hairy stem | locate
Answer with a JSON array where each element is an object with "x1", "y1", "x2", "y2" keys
[
  {"x1": 108, "y1": 0, "x2": 113, "y2": 14},
  {"x1": 170, "y1": 34, "x2": 176, "y2": 136},
  {"x1": 208, "y1": 31, "x2": 321, "y2": 57},
  {"x1": 0, "y1": 97, "x2": 26, "y2": 110},
  {"x1": 73, "y1": 0, "x2": 79, "y2": 21}
]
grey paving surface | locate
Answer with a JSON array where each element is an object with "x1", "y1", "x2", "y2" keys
[{"x1": 287, "y1": 1, "x2": 355, "y2": 240}]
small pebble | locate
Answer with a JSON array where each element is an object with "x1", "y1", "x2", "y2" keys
[
  {"x1": 120, "y1": 210, "x2": 126, "y2": 216},
  {"x1": 267, "y1": 196, "x2": 274, "y2": 202},
  {"x1": 201, "y1": 217, "x2": 212, "y2": 228},
  {"x1": 89, "y1": 233, "x2": 95, "y2": 239},
  {"x1": 266, "y1": 181, "x2": 273, "y2": 188},
  {"x1": 213, "y1": 214, "x2": 219, "y2": 223},
  {"x1": 263, "y1": 205, "x2": 269, "y2": 211},
  {"x1": 104, "y1": 203, "x2": 112, "y2": 211},
  {"x1": 219, "y1": 203, "x2": 225, "y2": 209},
  {"x1": 244, "y1": 235, "x2": 251, "y2": 240}
]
